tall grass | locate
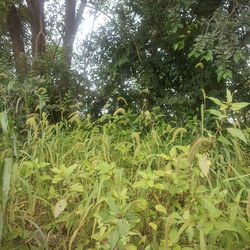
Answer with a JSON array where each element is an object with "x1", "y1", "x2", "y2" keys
[{"x1": 0, "y1": 93, "x2": 249, "y2": 249}]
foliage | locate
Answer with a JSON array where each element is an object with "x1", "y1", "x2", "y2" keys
[
  {"x1": 0, "y1": 91, "x2": 249, "y2": 249},
  {"x1": 84, "y1": 0, "x2": 250, "y2": 119},
  {"x1": 0, "y1": 1, "x2": 249, "y2": 249},
  {"x1": 0, "y1": 0, "x2": 249, "y2": 120}
]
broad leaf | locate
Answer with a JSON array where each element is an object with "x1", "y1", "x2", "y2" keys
[
  {"x1": 231, "y1": 102, "x2": 249, "y2": 111},
  {"x1": 207, "y1": 109, "x2": 226, "y2": 119},
  {"x1": 199, "y1": 155, "x2": 211, "y2": 178},
  {"x1": 227, "y1": 128, "x2": 247, "y2": 143},
  {"x1": 109, "y1": 229, "x2": 119, "y2": 250},
  {"x1": 207, "y1": 97, "x2": 222, "y2": 106}
]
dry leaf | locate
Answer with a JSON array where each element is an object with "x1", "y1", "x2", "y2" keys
[{"x1": 53, "y1": 199, "x2": 67, "y2": 218}]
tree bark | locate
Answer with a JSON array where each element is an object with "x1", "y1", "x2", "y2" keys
[
  {"x1": 6, "y1": 5, "x2": 28, "y2": 79},
  {"x1": 26, "y1": 0, "x2": 46, "y2": 58},
  {"x1": 63, "y1": 0, "x2": 87, "y2": 68}
]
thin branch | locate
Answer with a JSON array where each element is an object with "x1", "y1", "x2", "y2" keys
[{"x1": 86, "y1": 4, "x2": 112, "y2": 20}]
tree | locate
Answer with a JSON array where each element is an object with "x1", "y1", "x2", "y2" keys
[
  {"x1": 0, "y1": 0, "x2": 102, "y2": 121},
  {"x1": 1, "y1": 0, "x2": 249, "y2": 122},
  {"x1": 84, "y1": 0, "x2": 249, "y2": 121}
]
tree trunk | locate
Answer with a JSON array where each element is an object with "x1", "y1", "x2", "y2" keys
[
  {"x1": 60, "y1": 0, "x2": 87, "y2": 98},
  {"x1": 63, "y1": 0, "x2": 87, "y2": 69},
  {"x1": 6, "y1": 5, "x2": 28, "y2": 79},
  {"x1": 26, "y1": 0, "x2": 46, "y2": 58}
]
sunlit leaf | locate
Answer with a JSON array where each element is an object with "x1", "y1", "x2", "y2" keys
[
  {"x1": 226, "y1": 89, "x2": 232, "y2": 103},
  {"x1": 91, "y1": 226, "x2": 107, "y2": 241},
  {"x1": 0, "y1": 73, "x2": 8, "y2": 78},
  {"x1": 155, "y1": 204, "x2": 167, "y2": 214},
  {"x1": 154, "y1": 183, "x2": 166, "y2": 190},
  {"x1": 231, "y1": 102, "x2": 249, "y2": 111},
  {"x1": 70, "y1": 183, "x2": 84, "y2": 192},
  {"x1": 195, "y1": 62, "x2": 204, "y2": 68},
  {"x1": 126, "y1": 245, "x2": 137, "y2": 250},
  {"x1": 134, "y1": 198, "x2": 148, "y2": 211},
  {"x1": 149, "y1": 222, "x2": 157, "y2": 230},
  {"x1": 52, "y1": 175, "x2": 64, "y2": 183},
  {"x1": 199, "y1": 155, "x2": 211, "y2": 178},
  {"x1": 199, "y1": 229, "x2": 206, "y2": 250}
]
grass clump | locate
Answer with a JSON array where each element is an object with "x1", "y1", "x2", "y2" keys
[{"x1": 0, "y1": 93, "x2": 249, "y2": 249}]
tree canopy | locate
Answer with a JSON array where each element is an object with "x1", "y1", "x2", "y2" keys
[{"x1": 0, "y1": 0, "x2": 249, "y2": 122}]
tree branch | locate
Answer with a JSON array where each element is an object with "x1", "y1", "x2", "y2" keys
[{"x1": 75, "y1": 0, "x2": 88, "y2": 34}]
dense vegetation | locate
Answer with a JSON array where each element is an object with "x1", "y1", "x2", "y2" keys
[
  {"x1": 0, "y1": 0, "x2": 249, "y2": 249},
  {"x1": 1, "y1": 92, "x2": 250, "y2": 249}
]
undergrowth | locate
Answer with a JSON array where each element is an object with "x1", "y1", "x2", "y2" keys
[{"x1": 0, "y1": 91, "x2": 250, "y2": 249}]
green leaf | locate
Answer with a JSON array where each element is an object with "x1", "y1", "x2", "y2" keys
[
  {"x1": 227, "y1": 128, "x2": 247, "y2": 143},
  {"x1": 214, "y1": 221, "x2": 235, "y2": 231},
  {"x1": 196, "y1": 185, "x2": 208, "y2": 193},
  {"x1": 0, "y1": 111, "x2": 8, "y2": 134},
  {"x1": 0, "y1": 158, "x2": 13, "y2": 243},
  {"x1": 70, "y1": 183, "x2": 84, "y2": 192},
  {"x1": 53, "y1": 199, "x2": 67, "y2": 218},
  {"x1": 207, "y1": 97, "x2": 223, "y2": 106},
  {"x1": 153, "y1": 183, "x2": 166, "y2": 190},
  {"x1": 91, "y1": 226, "x2": 107, "y2": 241},
  {"x1": 199, "y1": 229, "x2": 206, "y2": 250},
  {"x1": 203, "y1": 50, "x2": 213, "y2": 61},
  {"x1": 149, "y1": 222, "x2": 157, "y2": 230},
  {"x1": 195, "y1": 62, "x2": 204, "y2": 69},
  {"x1": 231, "y1": 102, "x2": 249, "y2": 111},
  {"x1": 223, "y1": 70, "x2": 232, "y2": 80},
  {"x1": 201, "y1": 198, "x2": 221, "y2": 218},
  {"x1": 109, "y1": 229, "x2": 120, "y2": 250},
  {"x1": 2, "y1": 158, "x2": 12, "y2": 209},
  {"x1": 155, "y1": 204, "x2": 167, "y2": 214},
  {"x1": 0, "y1": 73, "x2": 8, "y2": 78},
  {"x1": 233, "y1": 52, "x2": 245, "y2": 64},
  {"x1": 52, "y1": 175, "x2": 64, "y2": 183},
  {"x1": 65, "y1": 164, "x2": 78, "y2": 177},
  {"x1": 207, "y1": 109, "x2": 226, "y2": 119},
  {"x1": 217, "y1": 135, "x2": 232, "y2": 146},
  {"x1": 37, "y1": 162, "x2": 50, "y2": 168},
  {"x1": 134, "y1": 198, "x2": 148, "y2": 211},
  {"x1": 217, "y1": 70, "x2": 224, "y2": 82},
  {"x1": 126, "y1": 245, "x2": 137, "y2": 250},
  {"x1": 133, "y1": 180, "x2": 147, "y2": 189},
  {"x1": 118, "y1": 220, "x2": 130, "y2": 235},
  {"x1": 147, "y1": 180, "x2": 154, "y2": 188},
  {"x1": 226, "y1": 89, "x2": 232, "y2": 103},
  {"x1": 183, "y1": 210, "x2": 190, "y2": 220},
  {"x1": 173, "y1": 43, "x2": 179, "y2": 51}
]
